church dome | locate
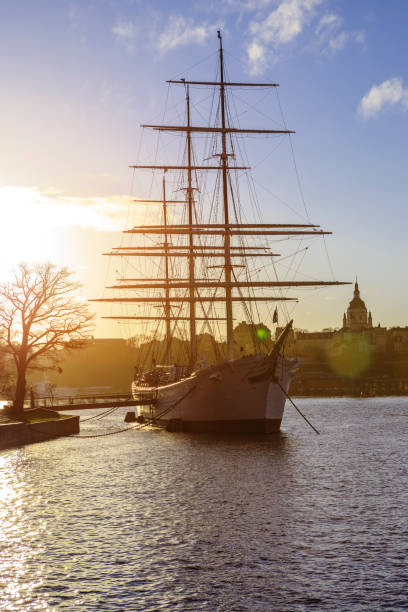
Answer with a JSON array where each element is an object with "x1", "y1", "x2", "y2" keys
[
  {"x1": 343, "y1": 280, "x2": 372, "y2": 329},
  {"x1": 349, "y1": 295, "x2": 367, "y2": 309}
]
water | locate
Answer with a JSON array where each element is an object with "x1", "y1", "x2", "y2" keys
[{"x1": 1, "y1": 397, "x2": 408, "y2": 611}]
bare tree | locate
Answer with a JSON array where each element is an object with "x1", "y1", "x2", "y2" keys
[
  {"x1": 0, "y1": 263, "x2": 94, "y2": 417},
  {"x1": 0, "y1": 344, "x2": 12, "y2": 395}
]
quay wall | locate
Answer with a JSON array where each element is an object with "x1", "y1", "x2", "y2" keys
[
  {"x1": 290, "y1": 375, "x2": 408, "y2": 397},
  {"x1": 0, "y1": 415, "x2": 79, "y2": 450}
]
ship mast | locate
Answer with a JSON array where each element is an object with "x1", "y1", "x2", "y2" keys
[
  {"x1": 162, "y1": 172, "x2": 172, "y2": 364},
  {"x1": 218, "y1": 31, "x2": 234, "y2": 360},
  {"x1": 93, "y1": 32, "x2": 351, "y2": 360},
  {"x1": 185, "y1": 84, "x2": 197, "y2": 366}
]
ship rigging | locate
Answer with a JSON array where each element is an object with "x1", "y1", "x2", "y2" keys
[
  {"x1": 91, "y1": 31, "x2": 348, "y2": 433},
  {"x1": 93, "y1": 31, "x2": 345, "y2": 365}
]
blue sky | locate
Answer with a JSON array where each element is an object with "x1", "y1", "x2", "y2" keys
[{"x1": 1, "y1": 0, "x2": 407, "y2": 336}]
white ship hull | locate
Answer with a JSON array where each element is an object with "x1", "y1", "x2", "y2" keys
[{"x1": 132, "y1": 353, "x2": 297, "y2": 433}]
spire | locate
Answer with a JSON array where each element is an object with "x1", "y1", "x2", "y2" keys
[
  {"x1": 368, "y1": 311, "x2": 372, "y2": 327},
  {"x1": 343, "y1": 312, "x2": 347, "y2": 328},
  {"x1": 354, "y1": 278, "x2": 360, "y2": 298}
]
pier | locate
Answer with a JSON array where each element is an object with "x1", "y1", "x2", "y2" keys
[{"x1": 28, "y1": 390, "x2": 157, "y2": 411}]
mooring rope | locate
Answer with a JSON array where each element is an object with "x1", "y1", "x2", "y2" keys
[
  {"x1": 69, "y1": 421, "x2": 148, "y2": 439},
  {"x1": 80, "y1": 405, "x2": 122, "y2": 422},
  {"x1": 277, "y1": 382, "x2": 320, "y2": 435},
  {"x1": 71, "y1": 384, "x2": 197, "y2": 439}
]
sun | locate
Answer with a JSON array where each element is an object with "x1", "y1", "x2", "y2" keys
[{"x1": 0, "y1": 186, "x2": 63, "y2": 276}]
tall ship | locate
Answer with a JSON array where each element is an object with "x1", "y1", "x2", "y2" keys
[{"x1": 93, "y1": 32, "x2": 347, "y2": 433}]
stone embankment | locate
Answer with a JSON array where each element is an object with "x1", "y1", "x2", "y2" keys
[{"x1": 0, "y1": 408, "x2": 79, "y2": 450}]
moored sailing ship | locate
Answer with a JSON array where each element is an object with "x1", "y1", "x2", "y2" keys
[{"x1": 93, "y1": 32, "x2": 348, "y2": 433}]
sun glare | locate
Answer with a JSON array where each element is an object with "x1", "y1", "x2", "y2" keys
[
  {"x1": 0, "y1": 186, "x2": 126, "y2": 280},
  {"x1": 0, "y1": 187, "x2": 57, "y2": 277}
]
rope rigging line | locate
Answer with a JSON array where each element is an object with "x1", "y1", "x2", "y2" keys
[
  {"x1": 323, "y1": 234, "x2": 336, "y2": 281},
  {"x1": 230, "y1": 87, "x2": 287, "y2": 129},
  {"x1": 251, "y1": 246, "x2": 309, "y2": 275},
  {"x1": 251, "y1": 177, "x2": 312, "y2": 223},
  {"x1": 275, "y1": 88, "x2": 312, "y2": 225},
  {"x1": 169, "y1": 50, "x2": 218, "y2": 81},
  {"x1": 277, "y1": 382, "x2": 320, "y2": 435},
  {"x1": 223, "y1": 68, "x2": 265, "y2": 329}
]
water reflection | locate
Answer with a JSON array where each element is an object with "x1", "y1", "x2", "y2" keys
[
  {"x1": 0, "y1": 400, "x2": 407, "y2": 610},
  {"x1": 175, "y1": 430, "x2": 289, "y2": 450},
  {"x1": 0, "y1": 451, "x2": 48, "y2": 610}
]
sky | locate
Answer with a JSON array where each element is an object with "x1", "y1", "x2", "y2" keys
[{"x1": 1, "y1": 0, "x2": 408, "y2": 338}]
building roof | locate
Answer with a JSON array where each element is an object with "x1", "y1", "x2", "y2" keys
[
  {"x1": 348, "y1": 280, "x2": 367, "y2": 310},
  {"x1": 349, "y1": 295, "x2": 367, "y2": 309}
]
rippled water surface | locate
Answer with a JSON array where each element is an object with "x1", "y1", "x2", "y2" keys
[{"x1": 1, "y1": 397, "x2": 408, "y2": 611}]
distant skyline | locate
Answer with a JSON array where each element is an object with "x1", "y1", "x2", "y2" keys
[{"x1": 1, "y1": 0, "x2": 407, "y2": 337}]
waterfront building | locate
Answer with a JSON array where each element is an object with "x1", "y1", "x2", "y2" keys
[
  {"x1": 287, "y1": 280, "x2": 408, "y2": 394},
  {"x1": 17, "y1": 282, "x2": 408, "y2": 395}
]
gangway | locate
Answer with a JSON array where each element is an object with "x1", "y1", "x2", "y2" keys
[{"x1": 26, "y1": 390, "x2": 157, "y2": 411}]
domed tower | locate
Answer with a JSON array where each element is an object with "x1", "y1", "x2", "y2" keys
[{"x1": 344, "y1": 280, "x2": 371, "y2": 330}]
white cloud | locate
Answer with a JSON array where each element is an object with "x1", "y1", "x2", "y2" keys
[
  {"x1": 355, "y1": 31, "x2": 366, "y2": 46},
  {"x1": 315, "y1": 12, "x2": 343, "y2": 35},
  {"x1": 223, "y1": 0, "x2": 272, "y2": 9},
  {"x1": 246, "y1": 2, "x2": 366, "y2": 72},
  {"x1": 112, "y1": 20, "x2": 135, "y2": 40},
  {"x1": 112, "y1": 19, "x2": 138, "y2": 53},
  {"x1": 158, "y1": 16, "x2": 214, "y2": 54},
  {"x1": 315, "y1": 12, "x2": 364, "y2": 55},
  {"x1": 247, "y1": 0, "x2": 322, "y2": 72},
  {"x1": 358, "y1": 77, "x2": 408, "y2": 119},
  {"x1": 250, "y1": 0, "x2": 322, "y2": 45},
  {"x1": 327, "y1": 30, "x2": 348, "y2": 53},
  {"x1": 0, "y1": 186, "x2": 128, "y2": 233},
  {"x1": 247, "y1": 40, "x2": 267, "y2": 74}
]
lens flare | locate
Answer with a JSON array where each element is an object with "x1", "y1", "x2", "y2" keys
[
  {"x1": 326, "y1": 333, "x2": 373, "y2": 378},
  {"x1": 256, "y1": 327, "x2": 269, "y2": 341}
]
